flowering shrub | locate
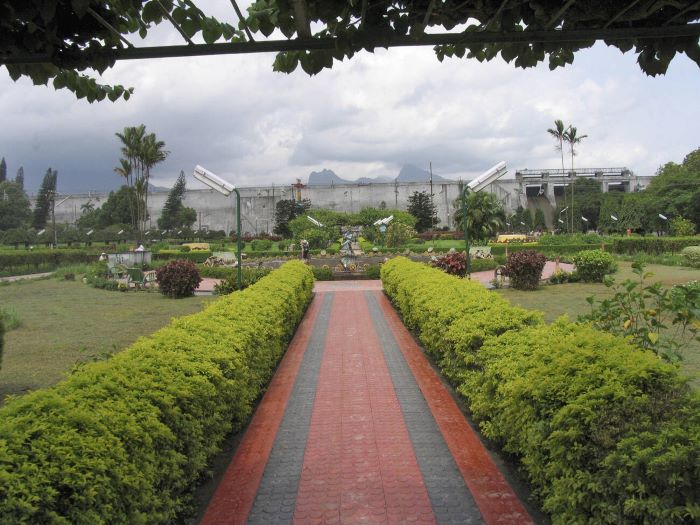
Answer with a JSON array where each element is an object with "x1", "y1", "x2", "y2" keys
[
  {"x1": 572, "y1": 249, "x2": 617, "y2": 282},
  {"x1": 156, "y1": 259, "x2": 202, "y2": 298},
  {"x1": 431, "y1": 252, "x2": 467, "y2": 277},
  {"x1": 502, "y1": 251, "x2": 546, "y2": 290}
]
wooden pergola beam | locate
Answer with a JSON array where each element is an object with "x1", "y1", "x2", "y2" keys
[{"x1": 2, "y1": 23, "x2": 699, "y2": 66}]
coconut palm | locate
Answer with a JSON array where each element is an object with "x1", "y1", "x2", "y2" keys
[
  {"x1": 563, "y1": 126, "x2": 588, "y2": 171},
  {"x1": 547, "y1": 119, "x2": 567, "y2": 171},
  {"x1": 138, "y1": 133, "x2": 169, "y2": 233},
  {"x1": 454, "y1": 191, "x2": 506, "y2": 243},
  {"x1": 564, "y1": 126, "x2": 588, "y2": 231}
]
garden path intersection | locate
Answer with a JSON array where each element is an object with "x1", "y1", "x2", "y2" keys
[{"x1": 201, "y1": 281, "x2": 534, "y2": 525}]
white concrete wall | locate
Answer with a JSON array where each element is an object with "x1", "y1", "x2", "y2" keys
[{"x1": 45, "y1": 175, "x2": 654, "y2": 233}]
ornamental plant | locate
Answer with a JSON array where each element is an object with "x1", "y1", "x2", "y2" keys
[
  {"x1": 431, "y1": 252, "x2": 467, "y2": 277},
  {"x1": 572, "y1": 249, "x2": 617, "y2": 282},
  {"x1": 669, "y1": 216, "x2": 696, "y2": 237},
  {"x1": 681, "y1": 246, "x2": 700, "y2": 267},
  {"x1": 580, "y1": 263, "x2": 699, "y2": 363},
  {"x1": 502, "y1": 250, "x2": 546, "y2": 290},
  {"x1": 156, "y1": 259, "x2": 202, "y2": 298}
]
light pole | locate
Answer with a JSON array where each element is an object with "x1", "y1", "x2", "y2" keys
[
  {"x1": 460, "y1": 161, "x2": 508, "y2": 274},
  {"x1": 558, "y1": 206, "x2": 569, "y2": 233},
  {"x1": 193, "y1": 165, "x2": 242, "y2": 290}
]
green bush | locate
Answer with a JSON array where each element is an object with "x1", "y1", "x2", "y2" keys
[
  {"x1": 381, "y1": 257, "x2": 541, "y2": 384},
  {"x1": 461, "y1": 320, "x2": 698, "y2": 525},
  {"x1": 572, "y1": 249, "x2": 618, "y2": 282},
  {"x1": 610, "y1": 237, "x2": 699, "y2": 256},
  {"x1": 0, "y1": 312, "x2": 4, "y2": 370},
  {"x1": 311, "y1": 265, "x2": 333, "y2": 281},
  {"x1": 213, "y1": 267, "x2": 273, "y2": 295},
  {"x1": 156, "y1": 260, "x2": 202, "y2": 298},
  {"x1": 681, "y1": 246, "x2": 700, "y2": 267},
  {"x1": 364, "y1": 264, "x2": 381, "y2": 279},
  {"x1": 0, "y1": 261, "x2": 314, "y2": 524},
  {"x1": 381, "y1": 258, "x2": 699, "y2": 525},
  {"x1": 251, "y1": 239, "x2": 273, "y2": 251},
  {"x1": 502, "y1": 250, "x2": 547, "y2": 290},
  {"x1": 670, "y1": 217, "x2": 696, "y2": 237}
]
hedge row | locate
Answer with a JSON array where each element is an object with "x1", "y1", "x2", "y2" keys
[
  {"x1": 0, "y1": 261, "x2": 314, "y2": 524},
  {"x1": 0, "y1": 249, "x2": 103, "y2": 271},
  {"x1": 609, "y1": 236, "x2": 700, "y2": 255},
  {"x1": 489, "y1": 243, "x2": 606, "y2": 256},
  {"x1": 381, "y1": 257, "x2": 699, "y2": 525}
]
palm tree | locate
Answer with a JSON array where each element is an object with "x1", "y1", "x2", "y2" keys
[
  {"x1": 454, "y1": 191, "x2": 506, "y2": 242},
  {"x1": 138, "y1": 133, "x2": 169, "y2": 233},
  {"x1": 564, "y1": 126, "x2": 588, "y2": 231},
  {"x1": 547, "y1": 119, "x2": 567, "y2": 171},
  {"x1": 114, "y1": 125, "x2": 168, "y2": 237}
]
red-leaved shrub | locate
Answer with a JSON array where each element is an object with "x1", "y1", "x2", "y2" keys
[
  {"x1": 431, "y1": 252, "x2": 467, "y2": 277},
  {"x1": 156, "y1": 259, "x2": 202, "y2": 298},
  {"x1": 502, "y1": 251, "x2": 547, "y2": 290}
]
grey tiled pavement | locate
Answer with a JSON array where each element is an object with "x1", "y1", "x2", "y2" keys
[
  {"x1": 246, "y1": 293, "x2": 334, "y2": 525},
  {"x1": 366, "y1": 291, "x2": 484, "y2": 525}
]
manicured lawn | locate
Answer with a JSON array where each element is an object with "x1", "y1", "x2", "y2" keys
[
  {"x1": 0, "y1": 278, "x2": 211, "y2": 402},
  {"x1": 497, "y1": 262, "x2": 700, "y2": 386}
]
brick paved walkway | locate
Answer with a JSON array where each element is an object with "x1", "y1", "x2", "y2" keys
[{"x1": 201, "y1": 282, "x2": 534, "y2": 525}]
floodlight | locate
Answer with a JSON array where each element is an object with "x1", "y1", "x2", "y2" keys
[
  {"x1": 86, "y1": 229, "x2": 94, "y2": 236},
  {"x1": 658, "y1": 213, "x2": 668, "y2": 220},
  {"x1": 177, "y1": 230, "x2": 182, "y2": 235},
  {"x1": 581, "y1": 216, "x2": 589, "y2": 222},
  {"x1": 610, "y1": 215, "x2": 618, "y2": 221},
  {"x1": 467, "y1": 161, "x2": 507, "y2": 192},
  {"x1": 145, "y1": 231, "x2": 150, "y2": 236},
  {"x1": 37, "y1": 229, "x2": 45, "y2": 236},
  {"x1": 193, "y1": 165, "x2": 235, "y2": 196},
  {"x1": 520, "y1": 221, "x2": 526, "y2": 226},
  {"x1": 373, "y1": 215, "x2": 394, "y2": 226},
  {"x1": 559, "y1": 206, "x2": 569, "y2": 213},
  {"x1": 558, "y1": 219, "x2": 564, "y2": 224},
  {"x1": 162, "y1": 230, "x2": 167, "y2": 235},
  {"x1": 118, "y1": 229, "x2": 124, "y2": 234},
  {"x1": 306, "y1": 216, "x2": 324, "y2": 227}
]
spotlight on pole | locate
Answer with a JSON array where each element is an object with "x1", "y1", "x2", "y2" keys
[
  {"x1": 610, "y1": 215, "x2": 618, "y2": 221},
  {"x1": 659, "y1": 213, "x2": 668, "y2": 220}
]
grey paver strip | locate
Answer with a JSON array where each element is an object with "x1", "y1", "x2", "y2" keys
[
  {"x1": 365, "y1": 291, "x2": 484, "y2": 525},
  {"x1": 246, "y1": 292, "x2": 333, "y2": 525}
]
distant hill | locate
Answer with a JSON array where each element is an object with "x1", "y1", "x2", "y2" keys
[
  {"x1": 306, "y1": 165, "x2": 451, "y2": 185},
  {"x1": 396, "y1": 164, "x2": 451, "y2": 183}
]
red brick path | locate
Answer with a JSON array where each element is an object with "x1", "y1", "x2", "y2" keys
[{"x1": 294, "y1": 292, "x2": 435, "y2": 525}]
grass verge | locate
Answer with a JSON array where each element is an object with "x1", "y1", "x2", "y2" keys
[{"x1": 0, "y1": 279, "x2": 211, "y2": 402}]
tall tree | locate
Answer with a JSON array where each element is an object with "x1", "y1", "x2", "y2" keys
[
  {"x1": 14, "y1": 167, "x2": 24, "y2": 190},
  {"x1": 274, "y1": 199, "x2": 311, "y2": 238},
  {"x1": 547, "y1": 120, "x2": 567, "y2": 171},
  {"x1": 32, "y1": 168, "x2": 57, "y2": 229},
  {"x1": 0, "y1": 181, "x2": 31, "y2": 230},
  {"x1": 564, "y1": 126, "x2": 588, "y2": 231},
  {"x1": 407, "y1": 191, "x2": 438, "y2": 232},
  {"x1": 158, "y1": 171, "x2": 196, "y2": 230},
  {"x1": 563, "y1": 126, "x2": 588, "y2": 171},
  {"x1": 0, "y1": 157, "x2": 6, "y2": 183},
  {"x1": 115, "y1": 125, "x2": 169, "y2": 237},
  {"x1": 644, "y1": 147, "x2": 700, "y2": 230}
]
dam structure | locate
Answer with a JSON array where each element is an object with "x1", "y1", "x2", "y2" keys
[{"x1": 49, "y1": 168, "x2": 652, "y2": 234}]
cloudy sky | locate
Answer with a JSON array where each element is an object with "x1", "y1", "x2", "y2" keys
[{"x1": 1, "y1": 1, "x2": 699, "y2": 195}]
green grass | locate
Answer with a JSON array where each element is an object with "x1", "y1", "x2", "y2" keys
[
  {"x1": 496, "y1": 262, "x2": 700, "y2": 386},
  {"x1": 0, "y1": 279, "x2": 211, "y2": 402}
]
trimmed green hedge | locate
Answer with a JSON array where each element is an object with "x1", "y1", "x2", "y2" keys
[
  {"x1": 381, "y1": 257, "x2": 541, "y2": 385},
  {"x1": 381, "y1": 257, "x2": 699, "y2": 525},
  {"x1": 0, "y1": 261, "x2": 314, "y2": 524},
  {"x1": 0, "y1": 249, "x2": 103, "y2": 272},
  {"x1": 609, "y1": 237, "x2": 700, "y2": 255},
  {"x1": 489, "y1": 243, "x2": 606, "y2": 256}
]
